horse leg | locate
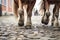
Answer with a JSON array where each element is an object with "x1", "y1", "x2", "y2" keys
[
  {"x1": 13, "y1": 0, "x2": 18, "y2": 17},
  {"x1": 25, "y1": 3, "x2": 35, "y2": 29},
  {"x1": 18, "y1": 0, "x2": 24, "y2": 26},
  {"x1": 42, "y1": 0, "x2": 50, "y2": 25},
  {"x1": 52, "y1": 4, "x2": 59, "y2": 27},
  {"x1": 25, "y1": 5, "x2": 32, "y2": 29}
]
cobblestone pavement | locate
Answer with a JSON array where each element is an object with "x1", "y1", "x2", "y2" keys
[{"x1": 0, "y1": 16, "x2": 60, "y2": 40}]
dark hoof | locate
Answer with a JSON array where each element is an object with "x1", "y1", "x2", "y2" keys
[
  {"x1": 18, "y1": 22, "x2": 24, "y2": 26},
  {"x1": 42, "y1": 20, "x2": 48, "y2": 25},
  {"x1": 42, "y1": 18, "x2": 49, "y2": 25},
  {"x1": 25, "y1": 25, "x2": 32, "y2": 29},
  {"x1": 41, "y1": 12, "x2": 50, "y2": 25}
]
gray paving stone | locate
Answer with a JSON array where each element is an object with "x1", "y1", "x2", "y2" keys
[{"x1": 0, "y1": 16, "x2": 60, "y2": 40}]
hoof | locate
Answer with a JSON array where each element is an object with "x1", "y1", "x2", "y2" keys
[
  {"x1": 25, "y1": 25, "x2": 32, "y2": 29},
  {"x1": 42, "y1": 20, "x2": 48, "y2": 25},
  {"x1": 41, "y1": 12, "x2": 50, "y2": 25},
  {"x1": 18, "y1": 22, "x2": 24, "y2": 26},
  {"x1": 42, "y1": 18, "x2": 49, "y2": 25}
]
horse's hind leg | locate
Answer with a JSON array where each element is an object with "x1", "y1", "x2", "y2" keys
[
  {"x1": 18, "y1": 0, "x2": 24, "y2": 26},
  {"x1": 52, "y1": 4, "x2": 59, "y2": 27},
  {"x1": 42, "y1": 0, "x2": 50, "y2": 25}
]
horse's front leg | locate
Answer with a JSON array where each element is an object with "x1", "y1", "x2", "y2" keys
[
  {"x1": 42, "y1": 0, "x2": 50, "y2": 25},
  {"x1": 25, "y1": 13, "x2": 32, "y2": 29},
  {"x1": 18, "y1": 0, "x2": 24, "y2": 26},
  {"x1": 22, "y1": 4, "x2": 32, "y2": 29},
  {"x1": 25, "y1": 2, "x2": 36, "y2": 29},
  {"x1": 52, "y1": 4, "x2": 59, "y2": 28},
  {"x1": 25, "y1": 6, "x2": 32, "y2": 29},
  {"x1": 13, "y1": 0, "x2": 18, "y2": 17}
]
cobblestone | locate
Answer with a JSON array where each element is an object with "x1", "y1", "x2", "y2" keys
[{"x1": 0, "y1": 16, "x2": 60, "y2": 40}]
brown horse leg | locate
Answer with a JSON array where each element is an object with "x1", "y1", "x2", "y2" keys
[
  {"x1": 25, "y1": 5, "x2": 32, "y2": 29},
  {"x1": 13, "y1": 1, "x2": 18, "y2": 17},
  {"x1": 52, "y1": 4, "x2": 59, "y2": 27},
  {"x1": 42, "y1": 0, "x2": 50, "y2": 25},
  {"x1": 25, "y1": 3, "x2": 35, "y2": 29},
  {"x1": 18, "y1": 0, "x2": 24, "y2": 26}
]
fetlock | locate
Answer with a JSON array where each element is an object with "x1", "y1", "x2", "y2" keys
[
  {"x1": 46, "y1": 12, "x2": 50, "y2": 17},
  {"x1": 54, "y1": 13, "x2": 59, "y2": 18},
  {"x1": 25, "y1": 18, "x2": 32, "y2": 29},
  {"x1": 18, "y1": 9, "x2": 24, "y2": 15}
]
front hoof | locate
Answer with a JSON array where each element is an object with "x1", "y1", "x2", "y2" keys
[
  {"x1": 18, "y1": 22, "x2": 24, "y2": 26},
  {"x1": 42, "y1": 17, "x2": 49, "y2": 25},
  {"x1": 42, "y1": 20, "x2": 48, "y2": 25},
  {"x1": 25, "y1": 25, "x2": 32, "y2": 29}
]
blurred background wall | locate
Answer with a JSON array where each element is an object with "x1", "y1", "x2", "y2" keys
[{"x1": 0, "y1": 0, "x2": 13, "y2": 16}]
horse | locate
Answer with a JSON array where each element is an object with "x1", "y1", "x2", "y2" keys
[
  {"x1": 13, "y1": 0, "x2": 36, "y2": 28},
  {"x1": 41, "y1": 0, "x2": 60, "y2": 27}
]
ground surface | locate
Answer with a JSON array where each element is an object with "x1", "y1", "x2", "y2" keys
[{"x1": 0, "y1": 16, "x2": 60, "y2": 40}]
